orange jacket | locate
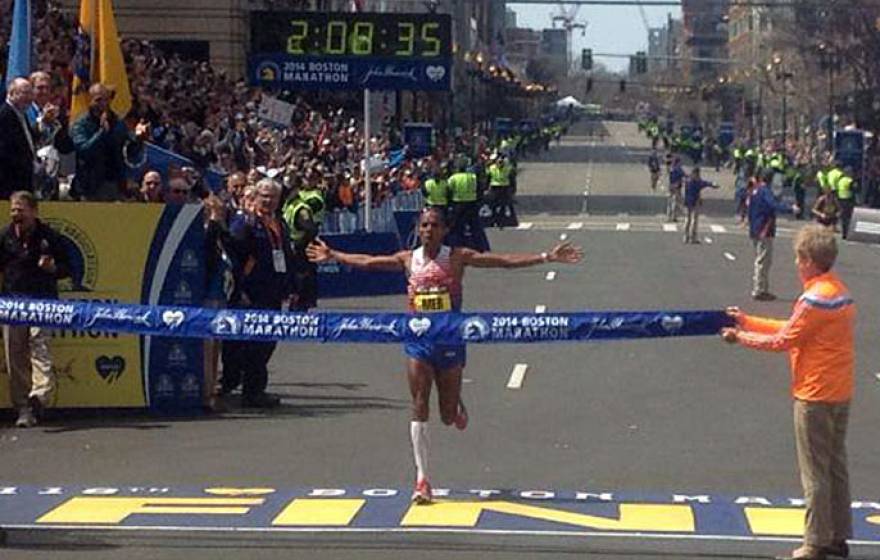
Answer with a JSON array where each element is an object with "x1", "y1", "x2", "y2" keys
[{"x1": 736, "y1": 271, "x2": 855, "y2": 403}]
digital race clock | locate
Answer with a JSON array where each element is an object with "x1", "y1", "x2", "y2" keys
[{"x1": 250, "y1": 12, "x2": 452, "y2": 60}]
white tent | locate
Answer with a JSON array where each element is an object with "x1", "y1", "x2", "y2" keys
[{"x1": 556, "y1": 96, "x2": 585, "y2": 109}]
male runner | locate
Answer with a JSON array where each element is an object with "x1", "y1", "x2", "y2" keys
[{"x1": 307, "y1": 207, "x2": 582, "y2": 503}]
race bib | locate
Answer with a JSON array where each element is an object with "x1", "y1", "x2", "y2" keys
[{"x1": 413, "y1": 289, "x2": 452, "y2": 312}]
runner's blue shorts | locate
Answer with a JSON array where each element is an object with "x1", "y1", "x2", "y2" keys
[{"x1": 404, "y1": 342, "x2": 467, "y2": 370}]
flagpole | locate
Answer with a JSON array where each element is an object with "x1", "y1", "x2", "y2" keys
[
  {"x1": 90, "y1": 0, "x2": 98, "y2": 84},
  {"x1": 364, "y1": 88, "x2": 372, "y2": 233}
]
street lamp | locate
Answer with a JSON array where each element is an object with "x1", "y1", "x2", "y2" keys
[
  {"x1": 817, "y1": 42, "x2": 839, "y2": 151},
  {"x1": 770, "y1": 54, "x2": 793, "y2": 143}
]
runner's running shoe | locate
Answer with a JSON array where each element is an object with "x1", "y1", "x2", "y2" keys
[{"x1": 411, "y1": 478, "x2": 433, "y2": 505}]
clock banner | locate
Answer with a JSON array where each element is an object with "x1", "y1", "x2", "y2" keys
[
  {"x1": 249, "y1": 55, "x2": 452, "y2": 91},
  {"x1": 0, "y1": 297, "x2": 732, "y2": 345},
  {"x1": 249, "y1": 11, "x2": 452, "y2": 91}
]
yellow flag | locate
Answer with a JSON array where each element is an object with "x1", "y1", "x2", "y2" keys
[{"x1": 70, "y1": 0, "x2": 131, "y2": 120}]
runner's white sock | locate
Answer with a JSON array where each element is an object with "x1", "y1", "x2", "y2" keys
[{"x1": 410, "y1": 421, "x2": 429, "y2": 481}]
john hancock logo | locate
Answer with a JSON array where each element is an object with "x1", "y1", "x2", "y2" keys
[{"x1": 95, "y1": 355, "x2": 125, "y2": 383}]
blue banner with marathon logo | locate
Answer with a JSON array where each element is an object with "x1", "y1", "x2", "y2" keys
[{"x1": 0, "y1": 298, "x2": 732, "y2": 344}]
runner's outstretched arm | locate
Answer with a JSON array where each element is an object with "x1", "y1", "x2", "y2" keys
[
  {"x1": 459, "y1": 242, "x2": 583, "y2": 269},
  {"x1": 307, "y1": 238, "x2": 406, "y2": 271}
]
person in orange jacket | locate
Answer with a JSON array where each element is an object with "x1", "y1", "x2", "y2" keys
[{"x1": 721, "y1": 224, "x2": 855, "y2": 560}]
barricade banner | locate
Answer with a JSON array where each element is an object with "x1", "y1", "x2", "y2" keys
[
  {"x1": 317, "y1": 232, "x2": 407, "y2": 298},
  {"x1": 0, "y1": 297, "x2": 732, "y2": 344},
  {"x1": 0, "y1": 203, "x2": 205, "y2": 410}
]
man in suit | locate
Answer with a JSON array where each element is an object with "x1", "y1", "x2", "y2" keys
[{"x1": 0, "y1": 78, "x2": 37, "y2": 198}]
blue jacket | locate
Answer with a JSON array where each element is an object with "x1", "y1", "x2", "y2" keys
[
  {"x1": 748, "y1": 183, "x2": 792, "y2": 239},
  {"x1": 684, "y1": 178, "x2": 717, "y2": 208},
  {"x1": 228, "y1": 212, "x2": 295, "y2": 309},
  {"x1": 70, "y1": 110, "x2": 142, "y2": 196},
  {"x1": 669, "y1": 165, "x2": 685, "y2": 187}
]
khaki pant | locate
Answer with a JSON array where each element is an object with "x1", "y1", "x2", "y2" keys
[
  {"x1": 666, "y1": 188, "x2": 681, "y2": 222},
  {"x1": 752, "y1": 237, "x2": 773, "y2": 294},
  {"x1": 684, "y1": 206, "x2": 700, "y2": 242},
  {"x1": 3, "y1": 325, "x2": 55, "y2": 409},
  {"x1": 794, "y1": 399, "x2": 852, "y2": 548}
]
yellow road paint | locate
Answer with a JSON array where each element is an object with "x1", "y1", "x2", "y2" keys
[
  {"x1": 744, "y1": 507, "x2": 804, "y2": 536},
  {"x1": 401, "y1": 501, "x2": 695, "y2": 531},
  {"x1": 272, "y1": 499, "x2": 366, "y2": 526},
  {"x1": 37, "y1": 497, "x2": 264, "y2": 524}
]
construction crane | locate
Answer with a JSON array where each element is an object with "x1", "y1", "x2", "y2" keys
[{"x1": 551, "y1": 3, "x2": 588, "y2": 72}]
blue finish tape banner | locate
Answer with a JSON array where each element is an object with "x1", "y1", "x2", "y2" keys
[{"x1": 0, "y1": 297, "x2": 732, "y2": 344}]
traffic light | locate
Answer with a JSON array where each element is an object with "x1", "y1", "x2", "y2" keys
[
  {"x1": 581, "y1": 48, "x2": 593, "y2": 71},
  {"x1": 619, "y1": 79, "x2": 626, "y2": 93},
  {"x1": 586, "y1": 77, "x2": 593, "y2": 93}
]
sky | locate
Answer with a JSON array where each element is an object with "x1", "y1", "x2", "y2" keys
[{"x1": 508, "y1": 3, "x2": 681, "y2": 73}]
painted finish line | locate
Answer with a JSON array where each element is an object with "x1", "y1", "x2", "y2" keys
[{"x1": 2, "y1": 486, "x2": 880, "y2": 544}]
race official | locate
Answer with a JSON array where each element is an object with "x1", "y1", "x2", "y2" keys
[
  {"x1": 0, "y1": 191, "x2": 70, "y2": 427},
  {"x1": 722, "y1": 225, "x2": 855, "y2": 560},
  {"x1": 748, "y1": 169, "x2": 797, "y2": 301},
  {"x1": 682, "y1": 167, "x2": 718, "y2": 244},
  {"x1": 219, "y1": 178, "x2": 295, "y2": 408}
]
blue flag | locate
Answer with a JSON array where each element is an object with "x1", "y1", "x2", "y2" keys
[{"x1": 5, "y1": 0, "x2": 32, "y2": 88}]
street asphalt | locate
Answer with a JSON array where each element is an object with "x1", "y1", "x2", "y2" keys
[{"x1": 2, "y1": 120, "x2": 879, "y2": 560}]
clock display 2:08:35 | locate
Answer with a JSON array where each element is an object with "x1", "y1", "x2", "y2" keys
[{"x1": 280, "y1": 18, "x2": 450, "y2": 58}]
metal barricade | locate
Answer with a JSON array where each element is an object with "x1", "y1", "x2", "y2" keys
[{"x1": 323, "y1": 192, "x2": 424, "y2": 234}]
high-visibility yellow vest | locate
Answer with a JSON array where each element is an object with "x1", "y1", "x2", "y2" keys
[
  {"x1": 827, "y1": 168, "x2": 844, "y2": 192},
  {"x1": 299, "y1": 189, "x2": 326, "y2": 224},
  {"x1": 816, "y1": 170, "x2": 829, "y2": 190},
  {"x1": 424, "y1": 178, "x2": 448, "y2": 206},
  {"x1": 488, "y1": 163, "x2": 512, "y2": 187},
  {"x1": 283, "y1": 199, "x2": 313, "y2": 244},
  {"x1": 837, "y1": 175, "x2": 854, "y2": 200},
  {"x1": 448, "y1": 172, "x2": 477, "y2": 202}
]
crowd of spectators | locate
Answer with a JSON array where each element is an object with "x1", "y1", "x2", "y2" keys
[{"x1": 1, "y1": 1, "x2": 501, "y2": 215}]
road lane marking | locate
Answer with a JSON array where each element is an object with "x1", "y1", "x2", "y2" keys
[
  {"x1": 535, "y1": 305, "x2": 547, "y2": 314},
  {"x1": 545, "y1": 271, "x2": 557, "y2": 281},
  {"x1": 559, "y1": 233, "x2": 568, "y2": 241},
  {"x1": 704, "y1": 237, "x2": 713, "y2": 244},
  {"x1": 507, "y1": 364, "x2": 529, "y2": 390},
  {"x1": 517, "y1": 222, "x2": 533, "y2": 230},
  {"x1": 567, "y1": 222, "x2": 583, "y2": 230},
  {"x1": 710, "y1": 225, "x2": 726, "y2": 233},
  {"x1": 724, "y1": 252, "x2": 737, "y2": 261},
  {"x1": 616, "y1": 223, "x2": 631, "y2": 231},
  {"x1": 663, "y1": 224, "x2": 677, "y2": 232}
]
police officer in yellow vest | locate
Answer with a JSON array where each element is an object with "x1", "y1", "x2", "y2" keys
[
  {"x1": 423, "y1": 163, "x2": 450, "y2": 212},
  {"x1": 282, "y1": 186, "x2": 325, "y2": 310},
  {"x1": 447, "y1": 157, "x2": 489, "y2": 251},
  {"x1": 487, "y1": 153, "x2": 516, "y2": 227},
  {"x1": 833, "y1": 166, "x2": 856, "y2": 238}
]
